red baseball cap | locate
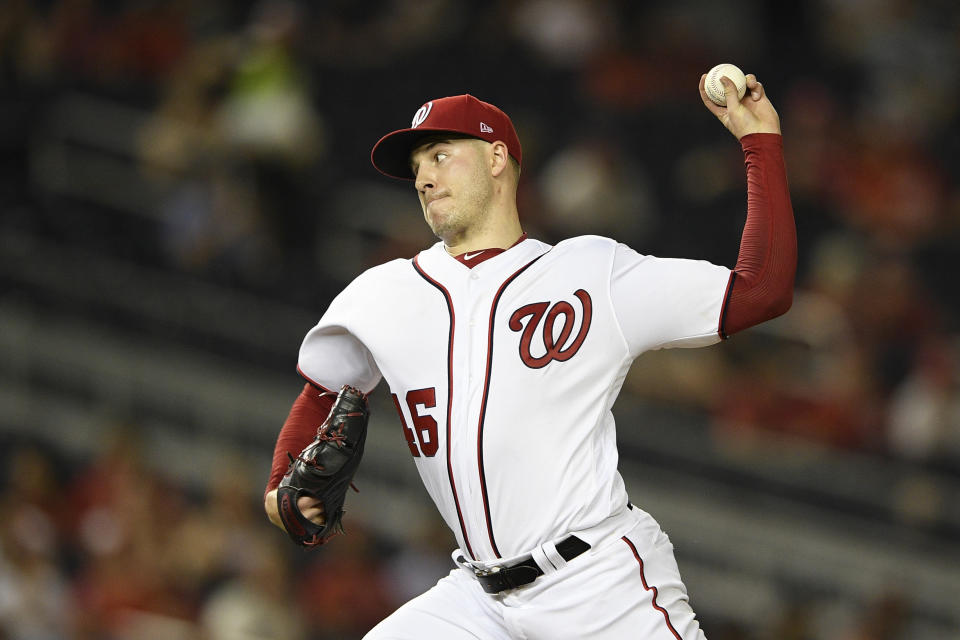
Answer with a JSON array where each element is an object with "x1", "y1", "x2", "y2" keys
[{"x1": 370, "y1": 94, "x2": 522, "y2": 180}]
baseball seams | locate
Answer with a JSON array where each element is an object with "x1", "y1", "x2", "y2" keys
[{"x1": 705, "y1": 63, "x2": 747, "y2": 106}]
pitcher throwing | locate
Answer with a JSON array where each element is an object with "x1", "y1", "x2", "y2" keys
[{"x1": 264, "y1": 71, "x2": 796, "y2": 639}]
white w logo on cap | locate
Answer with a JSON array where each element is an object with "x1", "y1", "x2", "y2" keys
[{"x1": 411, "y1": 102, "x2": 433, "y2": 128}]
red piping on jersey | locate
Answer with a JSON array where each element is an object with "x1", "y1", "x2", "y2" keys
[
  {"x1": 412, "y1": 254, "x2": 475, "y2": 560},
  {"x1": 476, "y1": 252, "x2": 548, "y2": 559},
  {"x1": 621, "y1": 536, "x2": 684, "y2": 640}
]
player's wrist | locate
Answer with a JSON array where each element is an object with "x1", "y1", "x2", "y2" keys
[
  {"x1": 730, "y1": 119, "x2": 781, "y2": 139},
  {"x1": 739, "y1": 132, "x2": 783, "y2": 147}
]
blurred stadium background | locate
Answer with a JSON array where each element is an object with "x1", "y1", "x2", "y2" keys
[{"x1": 1, "y1": 1, "x2": 959, "y2": 638}]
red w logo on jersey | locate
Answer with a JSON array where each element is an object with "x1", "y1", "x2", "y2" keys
[{"x1": 508, "y1": 289, "x2": 592, "y2": 369}]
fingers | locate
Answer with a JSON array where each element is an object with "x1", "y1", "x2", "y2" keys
[
  {"x1": 719, "y1": 76, "x2": 739, "y2": 108},
  {"x1": 719, "y1": 74, "x2": 764, "y2": 106},
  {"x1": 699, "y1": 70, "x2": 766, "y2": 117},
  {"x1": 699, "y1": 73, "x2": 724, "y2": 114},
  {"x1": 298, "y1": 495, "x2": 326, "y2": 525},
  {"x1": 699, "y1": 69, "x2": 778, "y2": 139},
  {"x1": 698, "y1": 73, "x2": 709, "y2": 101},
  {"x1": 745, "y1": 73, "x2": 764, "y2": 101}
]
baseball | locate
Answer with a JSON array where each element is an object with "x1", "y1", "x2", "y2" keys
[{"x1": 705, "y1": 63, "x2": 747, "y2": 106}]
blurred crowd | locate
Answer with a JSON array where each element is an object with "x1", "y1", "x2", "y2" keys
[
  {"x1": 0, "y1": 430, "x2": 913, "y2": 640},
  {"x1": 3, "y1": 0, "x2": 960, "y2": 460},
  {"x1": 0, "y1": 429, "x2": 457, "y2": 639},
  {"x1": 4, "y1": 0, "x2": 959, "y2": 464},
  {"x1": 1, "y1": 0, "x2": 959, "y2": 638}
]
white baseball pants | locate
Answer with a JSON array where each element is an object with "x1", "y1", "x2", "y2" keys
[{"x1": 364, "y1": 509, "x2": 708, "y2": 640}]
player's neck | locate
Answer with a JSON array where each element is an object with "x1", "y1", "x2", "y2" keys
[{"x1": 443, "y1": 215, "x2": 523, "y2": 256}]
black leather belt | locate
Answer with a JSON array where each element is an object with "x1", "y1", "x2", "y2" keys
[{"x1": 461, "y1": 535, "x2": 591, "y2": 594}]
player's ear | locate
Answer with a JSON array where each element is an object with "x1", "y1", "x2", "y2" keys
[{"x1": 489, "y1": 140, "x2": 509, "y2": 178}]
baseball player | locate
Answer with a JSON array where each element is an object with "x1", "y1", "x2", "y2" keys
[{"x1": 264, "y1": 72, "x2": 796, "y2": 639}]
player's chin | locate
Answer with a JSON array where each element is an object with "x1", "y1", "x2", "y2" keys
[
  {"x1": 426, "y1": 210, "x2": 457, "y2": 239},
  {"x1": 423, "y1": 210, "x2": 441, "y2": 234},
  {"x1": 428, "y1": 222, "x2": 455, "y2": 243}
]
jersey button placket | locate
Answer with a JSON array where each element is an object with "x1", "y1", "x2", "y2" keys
[
  {"x1": 466, "y1": 270, "x2": 482, "y2": 386},
  {"x1": 464, "y1": 268, "x2": 493, "y2": 557},
  {"x1": 467, "y1": 273, "x2": 475, "y2": 385}
]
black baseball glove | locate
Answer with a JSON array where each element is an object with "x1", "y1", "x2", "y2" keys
[{"x1": 277, "y1": 385, "x2": 370, "y2": 547}]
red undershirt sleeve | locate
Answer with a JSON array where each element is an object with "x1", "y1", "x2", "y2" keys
[
  {"x1": 264, "y1": 381, "x2": 337, "y2": 498},
  {"x1": 719, "y1": 132, "x2": 797, "y2": 338}
]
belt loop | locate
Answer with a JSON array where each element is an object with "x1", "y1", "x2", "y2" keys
[
  {"x1": 451, "y1": 549, "x2": 473, "y2": 572},
  {"x1": 541, "y1": 540, "x2": 567, "y2": 572},
  {"x1": 530, "y1": 544, "x2": 556, "y2": 576}
]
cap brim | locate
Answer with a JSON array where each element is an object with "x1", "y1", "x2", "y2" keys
[{"x1": 370, "y1": 127, "x2": 469, "y2": 180}]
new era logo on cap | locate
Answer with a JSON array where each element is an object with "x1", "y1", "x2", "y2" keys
[{"x1": 370, "y1": 94, "x2": 523, "y2": 180}]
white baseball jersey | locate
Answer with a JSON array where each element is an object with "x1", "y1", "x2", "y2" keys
[{"x1": 298, "y1": 235, "x2": 729, "y2": 563}]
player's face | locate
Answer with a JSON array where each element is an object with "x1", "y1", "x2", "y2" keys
[{"x1": 411, "y1": 137, "x2": 495, "y2": 245}]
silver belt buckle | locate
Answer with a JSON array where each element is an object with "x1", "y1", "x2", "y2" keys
[{"x1": 474, "y1": 565, "x2": 502, "y2": 578}]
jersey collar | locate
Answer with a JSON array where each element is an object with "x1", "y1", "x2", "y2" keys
[
  {"x1": 451, "y1": 233, "x2": 529, "y2": 269},
  {"x1": 415, "y1": 234, "x2": 548, "y2": 283}
]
